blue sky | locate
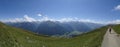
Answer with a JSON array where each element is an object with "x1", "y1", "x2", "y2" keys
[{"x1": 0, "y1": 0, "x2": 120, "y2": 23}]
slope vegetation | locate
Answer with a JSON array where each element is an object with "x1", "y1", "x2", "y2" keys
[
  {"x1": 0, "y1": 22, "x2": 107, "y2": 47},
  {"x1": 112, "y1": 24, "x2": 120, "y2": 34}
]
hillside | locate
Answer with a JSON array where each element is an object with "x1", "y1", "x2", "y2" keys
[
  {"x1": 112, "y1": 24, "x2": 120, "y2": 34},
  {"x1": 0, "y1": 22, "x2": 107, "y2": 47}
]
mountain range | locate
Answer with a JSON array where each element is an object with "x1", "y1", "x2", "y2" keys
[
  {"x1": 0, "y1": 21, "x2": 108, "y2": 47},
  {"x1": 5, "y1": 21, "x2": 104, "y2": 37}
]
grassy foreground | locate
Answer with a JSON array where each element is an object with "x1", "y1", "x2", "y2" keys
[{"x1": 0, "y1": 22, "x2": 107, "y2": 47}]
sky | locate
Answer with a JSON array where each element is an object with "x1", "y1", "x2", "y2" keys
[{"x1": 0, "y1": 0, "x2": 120, "y2": 24}]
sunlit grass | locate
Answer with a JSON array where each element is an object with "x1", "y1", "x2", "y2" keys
[{"x1": 0, "y1": 22, "x2": 107, "y2": 47}]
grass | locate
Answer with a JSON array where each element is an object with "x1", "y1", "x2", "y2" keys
[
  {"x1": 0, "y1": 22, "x2": 108, "y2": 47},
  {"x1": 112, "y1": 24, "x2": 120, "y2": 34}
]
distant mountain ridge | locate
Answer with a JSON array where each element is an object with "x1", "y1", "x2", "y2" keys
[{"x1": 5, "y1": 21, "x2": 104, "y2": 37}]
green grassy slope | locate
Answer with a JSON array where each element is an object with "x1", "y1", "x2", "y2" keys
[
  {"x1": 112, "y1": 24, "x2": 120, "y2": 34},
  {"x1": 0, "y1": 22, "x2": 108, "y2": 47}
]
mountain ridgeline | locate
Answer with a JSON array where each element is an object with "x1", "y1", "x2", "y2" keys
[{"x1": 5, "y1": 21, "x2": 104, "y2": 37}]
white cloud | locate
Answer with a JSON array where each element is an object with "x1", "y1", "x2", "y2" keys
[
  {"x1": 107, "y1": 19, "x2": 120, "y2": 24},
  {"x1": 114, "y1": 5, "x2": 120, "y2": 10},
  {"x1": 58, "y1": 18, "x2": 75, "y2": 22},
  {"x1": 0, "y1": 14, "x2": 105, "y2": 24},
  {"x1": 38, "y1": 16, "x2": 55, "y2": 22},
  {"x1": 1, "y1": 18, "x2": 24, "y2": 22},
  {"x1": 57, "y1": 17, "x2": 97, "y2": 23},
  {"x1": 37, "y1": 13, "x2": 42, "y2": 16},
  {"x1": 1, "y1": 15, "x2": 36, "y2": 22},
  {"x1": 79, "y1": 19, "x2": 105, "y2": 24},
  {"x1": 24, "y1": 15, "x2": 36, "y2": 22}
]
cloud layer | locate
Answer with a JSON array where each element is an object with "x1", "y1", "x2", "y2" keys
[
  {"x1": 37, "y1": 13, "x2": 42, "y2": 16},
  {"x1": 24, "y1": 15, "x2": 36, "y2": 22},
  {"x1": 114, "y1": 5, "x2": 120, "y2": 10},
  {"x1": 107, "y1": 20, "x2": 120, "y2": 24},
  {"x1": 2, "y1": 15, "x2": 36, "y2": 22},
  {"x1": 1, "y1": 15, "x2": 102, "y2": 24},
  {"x1": 1, "y1": 14, "x2": 120, "y2": 25}
]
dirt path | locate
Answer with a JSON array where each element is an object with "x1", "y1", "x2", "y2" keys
[{"x1": 101, "y1": 28, "x2": 120, "y2": 47}]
